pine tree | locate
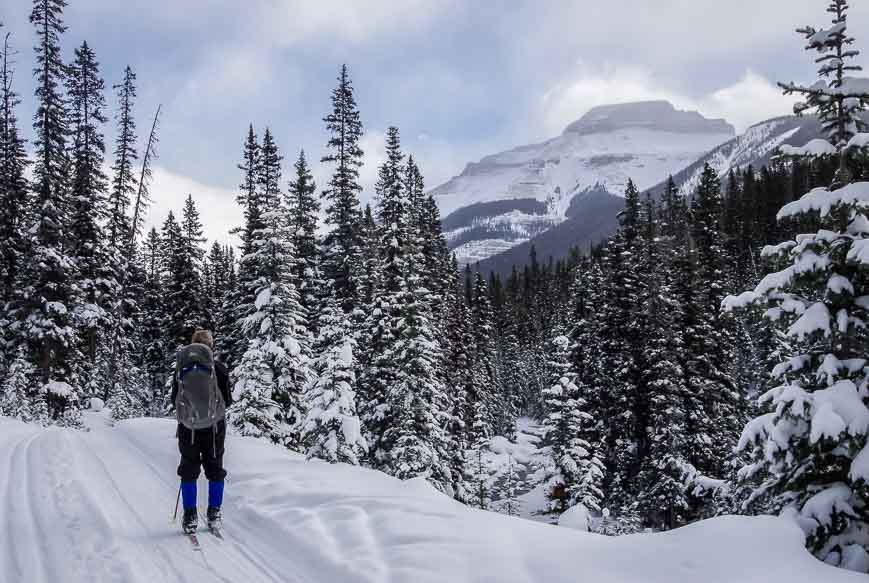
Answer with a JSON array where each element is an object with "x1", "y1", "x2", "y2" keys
[
  {"x1": 223, "y1": 126, "x2": 261, "y2": 369},
  {"x1": 542, "y1": 335, "x2": 605, "y2": 515},
  {"x1": 101, "y1": 65, "x2": 141, "y2": 403},
  {"x1": 232, "y1": 129, "x2": 309, "y2": 448},
  {"x1": 358, "y1": 127, "x2": 406, "y2": 464},
  {"x1": 66, "y1": 40, "x2": 112, "y2": 400},
  {"x1": 301, "y1": 280, "x2": 367, "y2": 464},
  {"x1": 469, "y1": 273, "x2": 501, "y2": 435},
  {"x1": 725, "y1": 2, "x2": 869, "y2": 569},
  {"x1": 321, "y1": 65, "x2": 364, "y2": 312},
  {"x1": 11, "y1": 0, "x2": 78, "y2": 420},
  {"x1": 443, "y1": 257, "x2": 474, "y2": 501},
  {"x1": 687, "y1": 164, "x2": 744, "y2": 477},
  {"x1": 107, "y1": 66, "x2": 137, "y2": 254},
  {"x1": 780, "y1": 0, "x2": 867, "y2": 184},
  {"x1": 138, "y1": 227, "x2": 166, "y2": 414},
  {"x1": 0, "y1": 31, "x2": 30, "y2": 349},
  {"x1": 286, "y1": 149, "x2": 319, "y2": 317}
]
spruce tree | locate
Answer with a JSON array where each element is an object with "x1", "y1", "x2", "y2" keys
[
  {"x1": 138, "y1": 227, "x2": 166, "y2": 414},
  {"x1": 0, "y1": 31, "x2": 29, "y2": 345},
  {"x1": 321, "y1": 64, "x2": 364, "y2": 312},
  {"x1": 301, "y1": 280, "x2": 367, "y2": 464},
  {"x1": 107, "y1": 66, "x2": 137, "y2": 254},
  {"x1": 66, "y1": 40, "x2": 112, "y2": 400},
  {"x1": 780, "y1": 0, "x2": 867, "y2": 184},
  {"x1": 223, "y1": 126, "x2": 261, "y2": 369},
  {"x1": 542, "y1": 335, "x2": 605, "y2": 515},
  {"x1": 232, "y1": 129, "x2": 309, "y2": 448},
  {"x1": 725, "y1": 2, "x2": 869, "y2": 569},
  {"x1": 12, "y1": 0, "x2": 78, "y2": 420},
  {"x1": 286, "y1": 149, "x2": 320, "y2": 318}
]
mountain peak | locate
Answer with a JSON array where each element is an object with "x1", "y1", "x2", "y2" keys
[{"x1": 563, "y1": 100, "x2": 735, "y2": 137}]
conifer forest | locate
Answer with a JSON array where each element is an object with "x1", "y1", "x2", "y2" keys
[{"x1": 2, "y1": 1, "x2": 869, "y2": 580}]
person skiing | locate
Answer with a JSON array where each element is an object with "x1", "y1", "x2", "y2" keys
[{"x1": 170, "y1": 329, "x2": 232, "y2": 535}]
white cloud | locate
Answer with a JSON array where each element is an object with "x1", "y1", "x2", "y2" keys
[
  {"x1": 537, "y1": 63, "x2": 682, "y2": 137},
  {"x1": 699, "y1": 71, "x2": 798, "y2": 133},
  {"x1": 535, "y1": 64, "x2": 799, "y2": 137},
  {"x1": 144, "y1": 166, "x2": 241, "y2": 247}
]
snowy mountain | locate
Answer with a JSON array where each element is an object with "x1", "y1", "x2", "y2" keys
[
  {"x1": 474, "y1": 114, "x2": 828, "y2": 275},
  {"x1": 431, "y1": 101, "x2": 735, "y2": 265},
  {"x1": 1, "y1": 414, "x2": 863, "y2": 583},
  {"x1": 657, "y1": 114, "x2": 824, "y2": 199}
]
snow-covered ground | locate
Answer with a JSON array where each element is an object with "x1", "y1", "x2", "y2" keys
[{"x1": 0, "y1": 415, "x2": 862, "y2": 583}]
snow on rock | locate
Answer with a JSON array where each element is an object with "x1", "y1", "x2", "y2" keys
[
  {"x1": 0, "y1": 416, "x2": 863, "y2": 583},
  {"x1": 432, "y1": 100, "x2": 734, "y2": 264},
  {"x1": 89, "y1": 397, "x2": 105, "y2": 412}
]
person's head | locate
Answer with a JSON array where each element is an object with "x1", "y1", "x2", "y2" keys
[{"x1": 191, "y1": 329, "x2": 214, "y2": 350}]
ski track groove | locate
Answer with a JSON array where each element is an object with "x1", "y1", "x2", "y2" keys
[
  {"x1": 1, "y1": 431, "x2": 41, "y2": 583},
  {"x1": 76, "y1": 436, "x2": 195, "y2": 583},
  {"x1": 20, "y1": 432, "x2": 54, "y2": 583},
  {"x1": 113, "y1": 424, "x2": 295, "y2": 583}
]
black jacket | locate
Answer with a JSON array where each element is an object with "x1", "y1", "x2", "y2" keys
[{"x1": 170, "y1": 360, "x2": 232, "y2": 408}]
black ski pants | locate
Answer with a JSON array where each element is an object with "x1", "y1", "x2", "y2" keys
[{"x1": 177, "y1": 420, "x2": 227, "y2": 482}]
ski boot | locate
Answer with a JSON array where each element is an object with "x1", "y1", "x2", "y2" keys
[
  {"x1": 207, "y1": 506, "x2": 222, "y2": 531},
  {"x1": 182, "y1": 507, "x2": 198, "y2": 535}
]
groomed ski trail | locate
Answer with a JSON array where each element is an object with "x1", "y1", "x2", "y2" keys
[
  {"x1": 0, "y1": 419, "x2": 312, "y2": 583},
  {"x1": 0, "y1": 415, "x2": 865, "y2": 583}
]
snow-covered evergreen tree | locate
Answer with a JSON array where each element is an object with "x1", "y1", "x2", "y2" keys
[
  {"x1": 301, "y1": 280, "x2": 367, "y2": 464},
  {"x1": 286, "y1": 149, "x2": 320, "y2": 319},
  {"x1": 66, "y1": 40, "x2": 112, "y2": 401},
  {"x1": 725, "y1": 3, "x2": 869, "y2": 568},
  {"x1": 321, "y1": 64, "x2": 364, "y2": 312},
  {"x1": 232, "y1": 129, "x2": 309, "y2": 449},
  {"x1": 780, "y1": 0, "x2": 868, "y2": 184},
  {"x1": 223, "y1": 125, "x2": 261, "y2": 369},
  {"x1": 0, "y1": 30, "x2": 30, "y2": 364},
  {"x1": 541, "y1": 335, "x2": 605, "y2": 515},
  {"x1": 10, "y1": 0, "x2": 79, "y2": 420},
  {"x1": 137, "y1": 227, "x2": 167, "y2": 415}
]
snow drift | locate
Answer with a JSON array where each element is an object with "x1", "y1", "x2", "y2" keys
[{"x1": 0, "y1": 415, "x2": 862, "y2": 583}]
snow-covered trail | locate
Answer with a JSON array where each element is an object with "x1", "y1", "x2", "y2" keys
[
  {"x1": 1, "y1": 415, "x2": 866, "y2": 583},
  {"x1": 0, "y1": 417, "x2": 311, "y2": 583}
]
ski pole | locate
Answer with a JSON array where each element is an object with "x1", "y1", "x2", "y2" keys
[{"x1": 172, "y1": 484, "x2": 181, "y2": 523}]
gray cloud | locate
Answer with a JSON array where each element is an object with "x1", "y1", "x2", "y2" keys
[{"x1": 3, "y1": 0, "x2": 869, "y2": 245}]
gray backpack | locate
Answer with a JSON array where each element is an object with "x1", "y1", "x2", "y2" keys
[{"x1": 175, "y1": 343, "x2": 226, "y2": 430}]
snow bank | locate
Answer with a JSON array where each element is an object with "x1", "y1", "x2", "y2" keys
[{"x1": 0, "y1": 416, "x2": 863, "y2": 583}]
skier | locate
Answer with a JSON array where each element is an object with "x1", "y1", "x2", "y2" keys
[{"x1": 171, "y1": 329, "x2": 233, "y2": 535}]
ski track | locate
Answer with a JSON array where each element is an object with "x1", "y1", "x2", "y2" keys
[{"x1": 0, "y1": 420, "x2": 323, "y2": 583}]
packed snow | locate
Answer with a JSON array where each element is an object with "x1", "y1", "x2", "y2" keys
[{"x1": 0, "y1": 414, "x2": 863, "y2": 583}]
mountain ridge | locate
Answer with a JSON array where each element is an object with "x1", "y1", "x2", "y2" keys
[{"x1": 430, "y1": 100, "x2": 735, "y2": 267}]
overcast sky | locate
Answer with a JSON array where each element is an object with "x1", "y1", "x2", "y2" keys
[{"x1": 3, "y1": 0, "x2": 869, "y2": 244}]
